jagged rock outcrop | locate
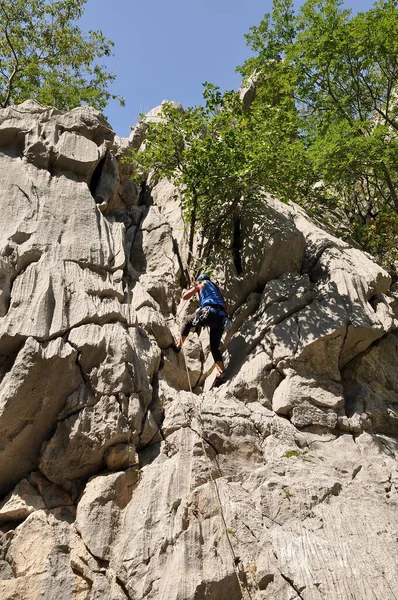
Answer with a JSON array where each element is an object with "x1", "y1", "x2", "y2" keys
[{"x1": 1, "y1": 100, "x2": 398, "y2": 599}]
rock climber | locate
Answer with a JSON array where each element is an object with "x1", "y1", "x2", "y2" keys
[{"x1": 171, "y1": 274, "x2": 230, "y2": 387}]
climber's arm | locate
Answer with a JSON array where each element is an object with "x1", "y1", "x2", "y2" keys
[{"x1": 181, "y1": 280, "x2": 205, "y2": 301}]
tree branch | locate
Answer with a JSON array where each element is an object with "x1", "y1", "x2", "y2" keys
[{"x1": 0, "y1": 2, "x2": 20, "y2": 107}]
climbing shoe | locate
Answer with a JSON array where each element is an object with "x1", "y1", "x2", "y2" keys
[
  {"x1": 213, "y1": 372, "x2": 226, "y2": 388},
  {"x1": 170, "y1": 341, "x2": 181, "y2": 353}
]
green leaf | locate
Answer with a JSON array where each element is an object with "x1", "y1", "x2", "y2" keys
[{"x1": 0, "y1": 0, "x2": 122, "y2": 110}]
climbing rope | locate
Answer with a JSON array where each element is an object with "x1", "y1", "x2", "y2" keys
[
  {"x1": 162, "y1": 280, "x2": 255, "y2": 598},
  {"x1": 181, "y1": 349, "x2": 255, "y2": 600}
]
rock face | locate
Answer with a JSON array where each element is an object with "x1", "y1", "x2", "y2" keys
[{"x1": 1, "y1": 100, "x2": 398, "y2": 600}]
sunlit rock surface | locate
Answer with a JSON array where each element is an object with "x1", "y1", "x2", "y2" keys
[{"x1": 0, "y1": 100, "x2": 398, "y2": 599}]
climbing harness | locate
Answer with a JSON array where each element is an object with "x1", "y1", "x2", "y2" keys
[
  {"x1": 192, "y1": 305, "x2": 232, "y2": 331},
  {"x1": 192, "y1": 305, "x2": 211, "y2": 326}
]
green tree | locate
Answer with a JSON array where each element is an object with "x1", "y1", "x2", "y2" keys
[
  {"x1": 130, "y1": 84, "x2": 310, "y2": 272},
  {"x1": 239, "y1": 0, "x2": 398, "y2": 265},
  {"x1": 132, "y1": 0, "x2": 398, "y2": 270},
  {"x1": 0, "y1": 0, "x2": 123, "y2": 110},
  {"x1": 131, "y1": 89, "x2": 253, "y2": 270}
]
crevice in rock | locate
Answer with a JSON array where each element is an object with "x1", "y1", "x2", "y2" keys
[
  {"x1": 258, "y1": 572, "x2": 275, "y2": 591},
  {"x1": 0, "y1": 135, "x2": 25, "y2": 158},
  {"x1": 33, "y1": 312, "x2": 130, "y2": 347},
  {"x1": 341, "y1": 328, "x2": 395, "y2": 376},
  {"x1": 138, "y1": 408, "x2": 164, "y2": 450},
  {"x1": 66, "y1": 338, "x2": 89, "y2": 386},
  {"x1": 57, "y1": 121, "x2": 114, "y2": 147},
  {"x1": 142, "y1": 575, "x2": 158, "y2": 599},
  {"x1": 251, "y1": 504, "x2": 283, "y2": 527},
  {"x1": 47, "y1": 160, "x2": 98, "y2": 184},
  {"x1": 307, "y1": 435, "x2": 337, "y2": 448},
  {"x1": 248, "y1": 416, "x2": 271, "y2": 445},
  {"x1": 89, "y1": 155, "x2": 106, "y2": 201},
  {"x1": 10, "y1": 231, "x2": 32, "y2": 245},
  {"x1": 56, "y1": 393, "x2": 99, "y2": 423},
  {"x1": 46, "y1": 277, "x2": 56, "y2": 334},
  {"x1": 247, "y1": 292, "x2": 314, "y2": 355},
  {"x1": 314, "y1": 482, "x2": 342, "y2": 506},
  {"x1": 339, "y1": 327, "x2": 398, "y2": 428},
  {"x1": 231, "y1": 213, "x2": 243, "y2": 275},
  {"x1": 351, "y1": 464, "x2": 362, "y2": 480},
  {"x1": 241, "y1": 520, "x2": 260, "y2": 541},
  {"x1": 125, "y1": 215, "x2": 144, "y2": 256},
  {"x1": 71, "y1": 563, "x2": 93, "y2": 595},
  {"x1": 279, "y1": 572, "x2": 305, "y2": 599},
  {"x1": 14, "y1": 184, "x2": 32, "y2": 206},
  {"x1": 172, "y1": 236, "x2": 189, "y2": 289},
  {"x1": 1, "y1": 517, "x2": 31, "y2": 533},
  {"x1": 189, "y1": 424, "x2": 220, "y2": 461},
  {"x1": 229, "y1": 286, "x2": 263, "y2": 320},
  {"x1": 175, "y1": 398, "x2": 224, "y2": 470},
  {"x1": 63, "y1": 258, "x2": 122, "y2": 278},
  {"x1": 115, "y1": 575, "x2": 132, "y2": 600},
  {"x1": 141, "y1": 221, "x2": 170, "y2": 234},
  {"x1": 93, "y1": 199, "x2": 116, "y2": 266},
  {"x1": 162, "y1": 249, "x2": 178, "y2": 279},
  {"x1": 74, "y1": 529, "x2": 110, "y2": 573},
  {"x1": 0, "y1": 352, "x2": 18, "y2": 387},
  {"x1": 137, "y1": 372, "x2": 166, "y2": 452},
  {"x1": 16, "y1": 251, "x2": 42, "y2": 276},
  {"x1": 338, "y1": 321, "x2": 351, "y2": 373},
  {"x1": 127, "y1": 207, "x2": 147, "y2": 271},
  {"x1": 302, "y1": 239, "x2": 338, "y2": 283},
  {"x1": 138, "y1": 181, "x2": 150, "y2": 207},
  {"x1": 1, "y1": 553, "x2": 17, "y2": 578},
  {"x1": 48, "y1": 160, "x2": 56, "y2": 177},
  {"x1": 255, "y1": 275, "x2": 311, "y2": 317},
  {"x1": 71, "y1": 565, "x2": 94, "y2": 592}
]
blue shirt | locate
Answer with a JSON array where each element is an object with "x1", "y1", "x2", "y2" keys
[{"x1": 199, "y1": 281, "x2": 224, "y2": 308}]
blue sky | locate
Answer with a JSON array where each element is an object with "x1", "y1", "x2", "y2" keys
[{"x1": 79, "y1": 0, "x2": 376, "y2": 137}]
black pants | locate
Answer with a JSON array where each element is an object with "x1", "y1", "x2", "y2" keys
[{"x1": 181, "y1": 310, "x2": 224, "y2": 363}]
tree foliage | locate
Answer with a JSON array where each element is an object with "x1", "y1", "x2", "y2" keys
[
  {"x1": 130, "y1": 84, "x2": 310, "y2": 271},
  {"x1": 0, "y1": 0, "x2": 123, "y2": 110},
  {"x1": 238, "y1": 0, "x2": 398, "y2": 266},
  {"x1": 132, "y1": 0, "x2": 398, "y2": 271}
]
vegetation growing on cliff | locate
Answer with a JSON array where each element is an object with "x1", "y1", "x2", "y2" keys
[
  {"x1": 239, "y1": 0, "x2": 398, "y2": 267},
  {"x1": 129, "y1": 85, "x2": 309, "y2": 270},
  {"x1": 133, "y1": 0, "x2": 398, "y2": 271},
  {"x1": 0, "y1": 0, "x2": 122, "y2": 110}
]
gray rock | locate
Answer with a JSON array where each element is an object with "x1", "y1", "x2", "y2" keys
[
  {"x1": 75, "y1": 469, "x2": 140, "y2": 561},
  {"x1": 39, "y1": 395, "x2": 132, "y2": 491},
  {"x1": 53, "y1": 131, "x2": 99, "y2": 177},
  {"x1": 0, "y1": 337, "x2": 80, "y2": 496},
  {"x1": 0, "y1": 99, "x2": 398, "y2": 600},
  {"x1": 0, "y1": 480, "x2": 45, "y2": 521}
]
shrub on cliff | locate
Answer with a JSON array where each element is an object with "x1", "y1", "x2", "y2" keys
[
  {"x1": 238, "y1": 0, "x2": 398, "y2": 266},
  {"x1": 130, "y1": 0, "x2": 398, "y2": 270},
  {"x1": 129, "y1": 84, "x2": 308, "y2": 272}
]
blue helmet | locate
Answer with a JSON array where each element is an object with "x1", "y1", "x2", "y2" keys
[{"x1": 196, "y1": 274, "x2": 210, "y2": 282}]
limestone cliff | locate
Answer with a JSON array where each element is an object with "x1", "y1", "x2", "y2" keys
[{"x1": 1, "y1": 100, "x2": 398, "y2": 600}]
